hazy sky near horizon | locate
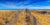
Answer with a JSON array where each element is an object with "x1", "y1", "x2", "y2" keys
[{"x1": 0, "y1": 0, "x2": 50, "y2": 10}]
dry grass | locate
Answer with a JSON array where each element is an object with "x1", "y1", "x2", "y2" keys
[
  {"x1": 15, "y1": 10, "x2": 26, "y2": 25},
  {"x1": 0, "y1": 10, "x2": 22, "y2": 25},
  {"x1": 0, "y1": 10, "x2": 50, "y2": 25},
  {"x1": 15, "y1": 10, "x2": 34, "y2": 25},
  {"x1": 30, "y1": 10, "x2": 50, "y2": 25}
]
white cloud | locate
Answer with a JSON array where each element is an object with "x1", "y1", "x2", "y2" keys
[
  {"x1": 0, "y1": 1, "x2": 50, "y2": 10},
  {"x1": 16, "y1": 2, "x2": 23, "y2": 5},
  {"x1": 28, "y1": 6, "x2": 50, "y2": 9},
  {"x1": 0, "y1": 3, "x2": 17, "y2": 8},
  {"x1": 0, "y1": 2, "x2": 24, "y2": 9}
]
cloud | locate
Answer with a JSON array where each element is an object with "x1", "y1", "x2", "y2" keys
[
  {"x1": 0, "y1": 0, "x2": 50, "y2": 10},
  {"x1": 28, "y1": 6, "x2": 50, "y2": 9},
  {"x1": 0, "y1": 2, "x2": 17, "y2": 8},
  {"x1": 0, "y1": 1, "x2": 24, "y2": 9}
]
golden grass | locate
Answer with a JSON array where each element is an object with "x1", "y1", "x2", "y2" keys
[
  {"x1": 0, "y1": 10, "x2": 22, "y2": 25},
  {"x1": 0, "y1": 10, "x2": 50, "y2": 25},
  {"x1": 30, "y1": 10, "x2": 50, "y2": 25},
  {"x1": 15, "y1": 10, "x2": 27, "y2": 25},
  {"x1": 15, "y1": 10, "x2": 34, "y2": 25}
]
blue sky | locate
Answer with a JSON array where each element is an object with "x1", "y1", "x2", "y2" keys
[{"x1": 0, "y1": 0, "x2": 50, "y2": 10}]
